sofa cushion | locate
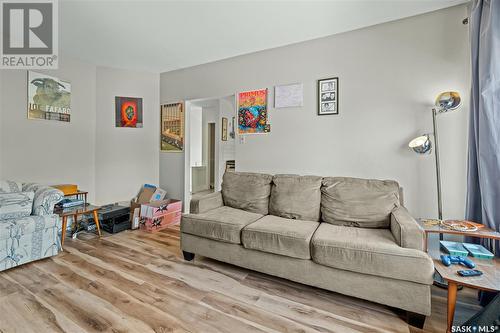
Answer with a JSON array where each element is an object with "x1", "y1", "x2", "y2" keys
[
  {"x1": 269, "y1": 174, "x2": 322, "y2": 221},
  {"x1": 242, "y1": 215, "x2": 320, "y2": 259},
  {"x1": 321, "y1": 177, "x2": 400, "y2": 228},
  {"x1": 0, "y1": 214, "x2": 60, "y2": 241},
  {"x1": 181, "y1": 206, "x2": 263, "y2": 244},
  {"x1": 0, "y1": 180, "x2": 23, "y2": 193},
  {"x1": 311, "y1": 223, "x2": 434, "y2": 284},
  {"x1": 0, "y1": 192, "x2": 34, "y2": 220},
  {"x1": 222, "y1": 172, "x2": 273, "y2": 215}
]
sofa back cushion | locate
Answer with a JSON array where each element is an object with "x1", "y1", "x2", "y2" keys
[
  {"x1": 222, "y1": 172, "x2": 273, "y2": 215},
  {"x1": 0, "y1": 180, "x2": 23, "y2": 193},
  {"x1": 269, "y1": 174, "x2": 322, "y2": 221},
  {"x1": 321, "y1": 177, "x2": 400, "y2": 228},
  {"x1": 0, "y1": 191, "x2": 35, "y2": 220}
]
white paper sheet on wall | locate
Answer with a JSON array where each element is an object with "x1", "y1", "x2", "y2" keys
[{"x1": 274, "y1": 83, "x2": 303, "y2": 108}]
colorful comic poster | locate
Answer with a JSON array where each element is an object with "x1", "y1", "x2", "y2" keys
[{"x1": 238, "y1": 89, "x2": 268, "y2": 134}]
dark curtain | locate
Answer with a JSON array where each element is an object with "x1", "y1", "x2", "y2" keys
[{"x1": 465, "y1": 0, "x2": 500, "y2": 256}]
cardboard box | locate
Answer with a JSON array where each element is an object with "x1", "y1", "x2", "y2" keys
[
  {"x1": 139, "y1": 199, "x2": 182, "y2": 232},
  {"x1": 130, "y1": 184, "x2": 157, "y2": 220},
  {"x1": 151, "y1": 188, "x2": 167, "y2": 202},
  {"x1": 139, "y1": 211, "x2": 182, "y2": 232},
  {"x1": 140, "y1": 199, "x2": 182, "y2": 219},
  {"x1": 137, "y1": 185, "x2": 156, "y2": 203}
]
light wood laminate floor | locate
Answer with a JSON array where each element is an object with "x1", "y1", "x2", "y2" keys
[{"x1": 0, "y1": 226, "x2": 482, "y2": 333}]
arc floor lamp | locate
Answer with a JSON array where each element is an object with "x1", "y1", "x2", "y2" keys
[
  {"x1": 408, "y1": 92, "x2": 461, "y2": 288},
  {"x1": 408, "y1": 91, "x2": 461, "y2": 224}
]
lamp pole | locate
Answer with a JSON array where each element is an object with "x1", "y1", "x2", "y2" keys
[
  {"x1": 432, "y1": 108, "x2": 443, "y2": 221},
  {"x1": 432, "y1": 108, "x2": 444, "y2": 241}
]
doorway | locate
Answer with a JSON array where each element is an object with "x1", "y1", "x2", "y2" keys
[{"x1": 184, "y1": 94, "x2": 236, "y2": 212}]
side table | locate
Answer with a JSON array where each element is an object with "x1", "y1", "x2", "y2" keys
[
  {"x1": 417, "y1": 220, "x2": 500, "y2": 333},
  {"x1": 55, "y1": 204, "x2": 102, "y2": 247},
  {"x1": 434, "y1": 256, "x2": 499, "y2": 333}
]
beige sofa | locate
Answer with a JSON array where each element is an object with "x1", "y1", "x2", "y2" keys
[{"x1": 181, "y1": 172, "x2": 434, "y2": 328}]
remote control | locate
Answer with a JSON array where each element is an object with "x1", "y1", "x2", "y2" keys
[{"x1": 457, "y1": 269, "x2": 483, "y2": 277}]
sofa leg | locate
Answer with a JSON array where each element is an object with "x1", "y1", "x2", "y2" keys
[
  {"x1": 182, "y1": 251, "x2": 195, "y2": 261},
  {"x1": 406, "y1": 311, "x2": 426, "y2": 329}
]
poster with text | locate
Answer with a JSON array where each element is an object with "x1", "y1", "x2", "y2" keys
[
  {"x1": 238, "y1": 89, "x2": 268, "y2": 134},
  {"x1": 28, "y1": 71, "x2": 71, "y2": 122}
]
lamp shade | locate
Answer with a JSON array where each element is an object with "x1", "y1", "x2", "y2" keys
[
  {"x1": 409, "y1": 135, "x2": 432, "y2": 154},
  {"x1": 435, "y1": 91, "x2": 461, "y2": 113}
]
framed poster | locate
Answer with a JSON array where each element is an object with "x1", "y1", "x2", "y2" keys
[
  {"x1": 161, "y1": 102, "x2": 184, "y2": 152},
  {"x1": 230, "y1": 116, "x2": 235, "y2": 139},
  {"x1": 28, "y1": 71, "x2": 71, "y2": 122},
  {"x1": 238, "y1": 88, "x2": 268, "y2": 135},
  {"x1": 115, "y1": 97, "x2": 143, "y2": 128},
  {"x1": 221, "y1": 117, "x2": 228, "y2": 141},
  {"x1": 274, "y1": 83, "x2": 303, "y2": 108},
  {"x1": 318, "y1": 77, "x2": 339, "y2": 115}
]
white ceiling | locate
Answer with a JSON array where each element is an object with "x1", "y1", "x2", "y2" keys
[{"x1": 60, "y1": 0, "x2": 468, "y2": 73}]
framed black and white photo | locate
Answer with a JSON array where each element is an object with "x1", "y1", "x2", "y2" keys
[{"x1": 317, "y1": 77, "x2": 339, "y2": 115}]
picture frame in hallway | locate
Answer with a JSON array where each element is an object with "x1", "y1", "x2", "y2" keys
[
  {"x1": 115, "y1": 96, "x2": 143, "y2": 128},
  {"x1": 317, "y1": 77, "x2": 339, "y2": 115},
  {"x1": 222, "y1": 117, "x2": 228, "y2": 141},
  {"x1": 161, "y1": 102, "x2": 184, "y2": 152},
  {"x1": 230, "y1": 117, "x2": 235, "y2": 139}
]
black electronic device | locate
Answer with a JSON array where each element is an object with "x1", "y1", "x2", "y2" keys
[
  {"x1": 90, "y1": 204, "x2": 131, "y2": 234},
  {"x1": 457, "y1": 269, "x2": 483, "y2": 277}
]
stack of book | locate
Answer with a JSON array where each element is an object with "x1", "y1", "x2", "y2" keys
[{"x1": 56, "y1": 198, "x2": 85, "y2": 208}]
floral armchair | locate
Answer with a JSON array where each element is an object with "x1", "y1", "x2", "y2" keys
[{"x1": 0, "y1": 181, "x2": 64, "y2": 271}]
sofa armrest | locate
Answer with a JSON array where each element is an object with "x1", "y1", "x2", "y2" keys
[
  {"x1": 390, "y1": 206, "x2": 425, "y2": 251},
  {"x1": 23, "y1": 183, "x2": 64, "y2": 216},
  {"x1": 190, "y1": 191, "x2": 223, "y2": 214}
]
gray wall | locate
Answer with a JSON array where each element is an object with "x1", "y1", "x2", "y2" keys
[
  {"x1": 160, "y1": 5, "x2": 470, "y2": 219},
  {"x1": 0, "y1": 58, "x2": 159, "y2": 205},
  {"x1": 0, "y1": 71, "x2": 3, "y2": 178},
  {"x1": 1, "y1": 57, "x2": 97, "y2": 200},
  {"x1": 95, "y1": 67, "x2": 160, "y2": 204}
]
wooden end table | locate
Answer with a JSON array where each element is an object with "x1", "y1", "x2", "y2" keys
[
  {"x1": 417, "y1": 220, "x2": 500, "y2": 333},
  {"x1": 417, "y1": 219, "x2": 500, "y2": 253},
  {"x1": 434, "y1": 256, "x2": 499, "y2": 333},
  {"x1": 55, "y1": 204, "x2": 102, "y2": 247}
]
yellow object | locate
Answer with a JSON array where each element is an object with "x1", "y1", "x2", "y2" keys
[
  {"x1": 422, "y1": 219, "x2": 441, "y2": 227},
  {"x1": 52, "y1": 184, "x2": 78, "y2": 195}
]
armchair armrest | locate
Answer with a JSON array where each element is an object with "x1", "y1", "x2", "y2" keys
[
  {"x1": 23, "y1": 183, "x2": 64, "y2": 216},
  {"x1": 390, "y1": 206, "x2": 425, "y2": 251},
  {"x1": 190, "y1": 191, "x2": 223, "y2": 214}
]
